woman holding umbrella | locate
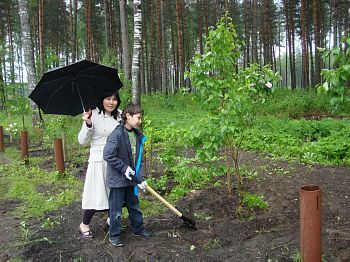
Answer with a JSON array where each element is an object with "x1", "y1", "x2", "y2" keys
[{"x1": 78, "y1": 91, "x2": 122, "y2": 238}]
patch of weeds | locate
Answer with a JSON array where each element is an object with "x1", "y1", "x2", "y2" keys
[
  {"x1": 290, "y1": 249, "x2": 327, "y2": 262},
  {"x1": 72, "y1": 257, "x2": 84, "y2": 262},
  {"x1": 203, "y1": 238, "x2": 221, "y2": 249},
  {"x1": 240, "y1": 165, "x2": 259, "y2": 181},
  {"x1": 271, "y1": 166, "x2": 290, "y2": 176},
  {"x1": 19, "y1": 221, "x2": 32, "y2": 242},
  {"x1": 2, "y1": 147, "x2": 20, "y2": 160},
  {"x1": 3, "y1": 162, "x2": 82, "y2": 219},
  {"x1": 41, "y1": 216, "x2": 61, "y2": 229},
  {"x1": 236, "y1": 192, "x2": 268, "y2": 220},
  {"x1": 193, "y1": 211, "x2": 213, "y2": 221},
  {"x1": 139, "y1": 198, "x2": 165, "y2": 217},
  {"x1": 0, "y1": 178, "x2": 9, "y2": 198},
  {"x1": 170, "y1": 186, "x2": 190, "y2": 200},
  {"x1": 167, "y1": 229, "x2": 180, "y2": 238},
  {"x1": 6, "y1": 258, "x2": 23, "y2": 262},
  {"x1": 255, "y1": 226, "x2": 283, "y2": 234},
  {"x1": 154, "y1": 175, "x2": 169, "y2": 191},
  {"x1": 213, "y1": 180, "x2": 221, "y2": 187},
  {"x1": 242, "y1": 192, "x2": 268, "y2": 209}
]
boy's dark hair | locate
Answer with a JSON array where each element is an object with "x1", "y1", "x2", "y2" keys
[
  {"x1": 97, "y1": 91, "x2": 121, "y2": 120},
  {"x1": 122, "y1": 103, "x2": 144, "y2": 121}
]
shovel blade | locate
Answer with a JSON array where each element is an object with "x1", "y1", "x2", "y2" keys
[{"x1": 181, "y1": 215, "x2": 197, "y2": 230}]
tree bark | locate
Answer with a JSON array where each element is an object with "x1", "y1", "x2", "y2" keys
[
  {"x1": 252, "y1": 0, "x2": 258, "y2": 64},
  {"x1": 120, "y1": 0, "x2": 131, "y2": 80},
  {"x1": 85, "y1": 0, "x2": 93, "y2": 60},
  {"x1": 7, "y1": 6, "x2": 15, "y2": 83},
  {"x1": 18, "y1": 0, "x2": 38, "y2": 124},
  {"x1": 312, "y1": 0, "x2": 321, "y2": 85},
  {"x1": 176, "y1": 0, "x2": 184, "y2": 88},
  {"x1": 161, "y1": 0, "x2": 167, "y2": 94},
  {"x1": 131, "y1": 0, "x2": 142, "y2": 105},
  {"x1": 197, "y1": 0, "x2": 203, "y2": 55},
  {"x1": 39, "y1": 0, "x2": 45, "y2": 76},
  {"x1": 300, "y1": 0, "x2": 309, "y2": 88},
  {"x1": 72, "y1": 0, "x2": 78, "y2": 62}
]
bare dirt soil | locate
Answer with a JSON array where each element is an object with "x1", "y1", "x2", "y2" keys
[{"x1": 1, "y1": 150, "x2": 350, "y2": 261}]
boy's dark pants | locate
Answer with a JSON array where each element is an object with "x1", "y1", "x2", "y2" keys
[{"x1": 109, "y1": 186, "x2": 144, "y2": 240}]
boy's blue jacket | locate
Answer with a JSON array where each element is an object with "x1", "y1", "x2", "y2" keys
[{"x1": 103, "y1": 123, "x2": 147, "y2": 189}]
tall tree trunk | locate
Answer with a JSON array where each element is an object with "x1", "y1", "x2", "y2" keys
[
  {"x1": 197, "y1": 0, "x2": 203, "y2": 54},
  {"x1": 312, "y1": 0, "x2": 321, "y2": 86},
  {"x1": 85, "y1": 0, "x2": 92, "y2": 60},
  {"x1": 72, "y1": 0, "x2": 78, "y2": 62},
  {"x1": 109, "y1": 0, "x2": 117, "y2": 51},
  {"x1": 105, "y1": 0, "x2": 111, "y2": 50},
  {"x1": 7, "y1": 6, "x2": 15, "y2": 83},
  {"x1": 0, "y1": 27, "x2": 5, "y2": 109},
  {"x1": 148, "y1": 0, "x2": 155, "y2": 93},
  {"x1": 252, "y1": 0, "x2": 258, "y2": 64},
  {"x1": 290, "y1": 0, "x2": 296, "y2": 89},
  {"x1": 263, "y1": 0, "x2": 270, "y2": 65},
  {"x1": 204, "y1": 0, "x2": 209, "y2": 37},
  {"x1": 301, "y1": 0, "x2": 309, "y2": 88},
  {"x1": 120, "y1": 0, "x2": 131, "y2": 80},
  {"x1": 140, "y1": 0, "x2": 146, "y2": 94},
  {"x1": 170, "y1": 3, "x2": 178, "y2": 92},
  {"x1": 18, "y1": 0, "x2": 38, "y2": 124},
  {"x1": 176, "y1": 0, "x2": 184, "y2": 88},
  {"x1": 161, "y1": 0, "x2": 167, "y2": 94},
  {"x1": 332, "y1": 0, "x2": 338, "y2": 49},
  {"x1": 132, "y1": 0, "x2": 142, "y2": 105},
  {"x1": 142, "y1": 0, "x2": 150, "y2": 94},
  {"x1": 39, "y1": 0, "x2": 45, "y2": 76},
  {"x1": 156, "y1": 0, "x2": 162, "y2": 91},
  {"x1": 285, "y1": 0, "x2": 296, "y2": 89},
  {"x1": 243, "y1": 0, "x2": 251, "y2": 67}
]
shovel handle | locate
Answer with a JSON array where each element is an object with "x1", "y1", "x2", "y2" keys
[{"x1": 145, "y1": 185, "x2": 182, "y2": 217}]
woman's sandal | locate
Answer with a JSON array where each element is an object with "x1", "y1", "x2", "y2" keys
[{"x1": 79, "y1": 225, "x2": 93, "y2": 239}]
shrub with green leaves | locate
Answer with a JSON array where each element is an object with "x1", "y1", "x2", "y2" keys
[
  {"x1": 318, "y1": 36, "x2": 350, "y2": 113},
  {"x1": 188, "y1": 14, "x2": 280, "y2": 195}
]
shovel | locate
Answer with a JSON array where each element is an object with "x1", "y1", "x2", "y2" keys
[{"x1": 145, "y1": 185, "x2": 197, "y2": 230}]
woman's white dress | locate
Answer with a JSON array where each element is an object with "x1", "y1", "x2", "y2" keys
[{"x1": 78, "y1": 108, "x2": 120, "y2": 210}]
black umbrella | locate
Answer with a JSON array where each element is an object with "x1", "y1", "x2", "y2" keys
[{"x1": 29, "y1": 59, "x2": 123, "y2": 116}]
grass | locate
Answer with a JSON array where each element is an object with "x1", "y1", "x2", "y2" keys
[
  {"x1": 0, "y1": 155, "x2": 82, "y2": 220},
  {"x1": 1, "y1": 88, "x2": 350, "y2": 222}
]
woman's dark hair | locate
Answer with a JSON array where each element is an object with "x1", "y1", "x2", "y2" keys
[
  {"x1": 121, "y1": 103, "x2": 144, "y2": 121},
  {"x1": 97, "y1": 91, "x2": 121, "y2": 120}
]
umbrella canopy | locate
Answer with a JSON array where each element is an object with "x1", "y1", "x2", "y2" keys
[{"x1": 29, "y1": 59, "x2": 123, "y2": 116}]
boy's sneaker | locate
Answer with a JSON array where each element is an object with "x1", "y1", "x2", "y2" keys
[
  {"x1": 132, "y1": 230, "x2": 152, "y2": 238},
  {"x1": 109, "y1": 237, "x2": 123, "y2": 247}
]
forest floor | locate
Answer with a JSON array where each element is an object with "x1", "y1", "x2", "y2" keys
[{"x1": 1, "y1": 149, "x2": 350, "y2": 261}]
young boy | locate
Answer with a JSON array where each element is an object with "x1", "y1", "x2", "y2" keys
[{"x1": 103, "y1": 103, "x2": 152, "y2": 247}]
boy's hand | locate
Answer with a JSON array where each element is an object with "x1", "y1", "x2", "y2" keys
[
  {"x1": 124, "y1": 166, "x2": 135, "y2": 180},
  {"x1": 138, "y1": 181, "x2": 147, "y2": 191}
]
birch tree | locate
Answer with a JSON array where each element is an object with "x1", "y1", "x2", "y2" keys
[
  {"x1": 38, "y1": 0, "x2": 45, "y2": 76},
  {"x1": 131, "y1": 0, "x2": 142, "y2": 105},
  {"x1": 18, "y1": 0, "x2": 38, "y2": 124}
]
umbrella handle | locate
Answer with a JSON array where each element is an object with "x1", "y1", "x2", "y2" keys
[{"x1": 74, "y1": 81, "x2": 86, "y2": 113}]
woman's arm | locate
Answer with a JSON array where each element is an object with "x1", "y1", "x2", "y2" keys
[{"x1": 78, "y1": 110, "x2": 93, "y2": 145}]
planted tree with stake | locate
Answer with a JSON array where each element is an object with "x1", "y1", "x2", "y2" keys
[{"x1": 188, "y1": 14, "x2": 280, "y2": 197}]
